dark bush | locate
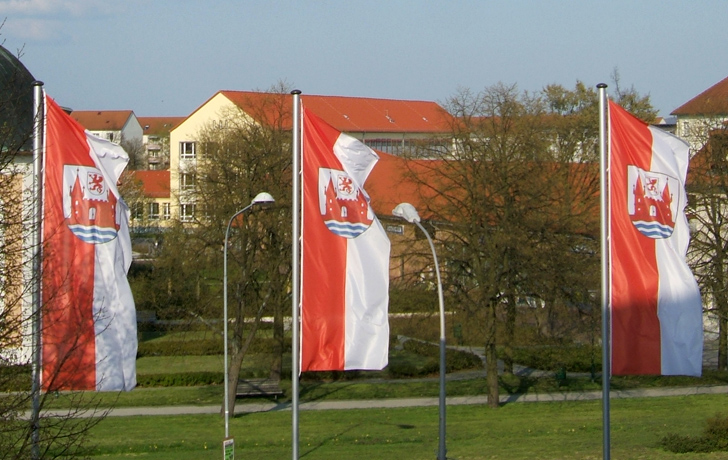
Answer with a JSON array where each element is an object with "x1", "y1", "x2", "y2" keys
[
  {"x1": 0, "y1": 365, "x2": 30, "y2": 392},
  {"x1": 510, "y1": 345, "x2": 600, "y2": 373},
  {"x1": 387, "y1": 359, "x2": 437, "y2": 378},
  {"x1": 300, "y1": 370, "x2": 364, "y2": 382},
  {"x1": 390, "y1": 288, "x2": 438, "y2": 313},
  {"x1": 137, "y1": 337, "x2": 289, "y2": 357},
  {"x1": 661, "y1": 413, "x2": 728, "y2": 453},
  {"x1": 401, "y1": 339, "x2": 482, "y2": 373},
  {"x1": 136, "y1": 372, "x2": 223, "y2": 387}
]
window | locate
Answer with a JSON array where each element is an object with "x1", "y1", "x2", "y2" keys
[
  {"x1": 131, "y1": 202, "x2": 144, "y2": 220},
  {"x1": 180, "y1": 203, "x2": 196, "y2": 222},
  {"x1": 180, "y1": 141, "x2": 196, "y2": 160},
  {"x1": 148, "y1": 202, "x2": 160, "y2": 220},
  {"x1": 162, "y1": 202, "x2": 171, "y2": 220},
  {"x1": 364, "y1": 138, "x2": 402, "y2": 155},
  {"x1": 107, "y1": 132, "x2": 115, "y2": 142},
  {"x1": 180, "y1": 173, "x2": 196, "y2": 190}
]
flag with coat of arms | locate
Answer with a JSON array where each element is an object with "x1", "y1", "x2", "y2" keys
[
  {"x1": 609, "y1": 100, "x2": 703, "y2": 376},
  {"x1": 41, "y1": 95, "x2": 137, "y2": 391},
  {"x1": 300, "y1": 106, "x2": 390, "y2": 372}
]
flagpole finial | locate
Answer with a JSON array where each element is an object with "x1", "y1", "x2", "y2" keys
[
  {"x1": 32, "y1": 80, "x2": 44, "y2": 87},
  {"x1": 597, "y1": 83, "x2": 608, "y2": 89},
  {"x1": 291, "y1": 89, "x2": 301, "y2": 95}
]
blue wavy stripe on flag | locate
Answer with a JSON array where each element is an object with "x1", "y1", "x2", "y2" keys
[
  {"x1": 633, "y1": 220, "x2": 674, "y2": 239},
  {"x1": 324, "y1": 220, "x2": 370, "y2": 239},
  {"x1": 68, "y1": 224, "x2": 118, "y2": 244}
]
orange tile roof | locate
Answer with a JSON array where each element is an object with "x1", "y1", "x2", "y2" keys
[
  {"x1": 138, "y1": 117, "x2": 184, "y2": 135},
  {"x1": 366, "y1": 151, "x2": 600, "y2": 236},
  {"x1": 672, "y1": 76, "x2": 728, "y2": 116},
  {"x1": 71, "y1": 110, "x2": 134, "y2": 131},
  {"x1": 686, "y1": 130, "x2": 728, "y2": 188},
  {"x1": 123, "y1": 170, "x2": 170, "y2": 198},
  {"x1": 366, "y1": 152, "x2": 447, "y2": 219},
  {"x1": 219, "y1": 91, "x2": 453, "y2": 134}
]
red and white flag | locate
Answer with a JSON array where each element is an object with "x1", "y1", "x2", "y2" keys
[
  {"x1": 300, "y1": 107, "x2": 390, "y2": 371},
  {"x1": 609, "y1": 100, "x2": 703, "y2": 376},
  {"x1": 41, "y1": 96, "x2": 137, "y2": 391}
]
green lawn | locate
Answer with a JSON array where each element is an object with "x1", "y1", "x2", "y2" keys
[{"x1": 81, "y1": 393, "x2": 728, "y2": 459}]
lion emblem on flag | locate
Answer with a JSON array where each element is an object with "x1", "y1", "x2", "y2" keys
[
  {"x1": 63, "y1": 165, "x2": 120, "y2": 244},
  {"x1": 627, "y1": 165, "x2": 678, "y2": 239},
  {"x1": 318, "y1": 168, "x2": 373, "y2": 238}
]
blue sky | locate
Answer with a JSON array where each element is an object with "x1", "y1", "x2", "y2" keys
[{"x1": 1, "y1": 0, "x2": 725, "y2": 118}]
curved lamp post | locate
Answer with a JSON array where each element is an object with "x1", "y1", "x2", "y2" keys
[
  {"x1": 224, "y1": 192, "x2": 275, "y2": 438},
  {"x1": 392, "y1": 203, "x2": 447, "y2": 460}
]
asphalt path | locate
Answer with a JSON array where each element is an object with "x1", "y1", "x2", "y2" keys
[
  {"x1": 33, "y1": 384, "x2": 728, "y2": 419},
  {"x1": 31, "y1": 336, "x2": 728, "y2": 419}
]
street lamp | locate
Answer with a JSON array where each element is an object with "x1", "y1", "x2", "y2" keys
[
  {"x1": 392, "y1": 202, "x2": 447, "y2": 460},
  {"x1": 224, "y1": 192, "x2": 275, "y2": 439}
]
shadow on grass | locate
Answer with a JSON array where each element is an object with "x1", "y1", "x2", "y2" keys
[
  {"x1": 300, "y1": 421, "x2": 420, "y2": 458},
  {"x1": 499, "y1": 374, "x2": 540, "y2": 395},
  {"x1": 300, "y1": 422, "x2": 361, "y2": 458},
  {"x1": 298, "y1": 380, "x2": 359, "y2": 402}
]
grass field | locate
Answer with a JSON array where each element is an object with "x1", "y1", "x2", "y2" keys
[
  {"x1": 64, "y1": 330, "x2": 728, "y2": 458},
  {"x1": 80, "y1": 393, "x2": 728, "y2": 459}
]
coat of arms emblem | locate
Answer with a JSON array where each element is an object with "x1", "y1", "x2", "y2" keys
[
  {"x1": 318, "y1": 168, "x2": 373, "y2": 238},
  {"x1": 63, "y1": 165, "x2": 120, "y2": 244},
  {"x1": 627, "y1": 165, "x2": 678, "y2": 239}
]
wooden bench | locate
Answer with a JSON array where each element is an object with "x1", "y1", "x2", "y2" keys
[{"x1": 236, "y1": 378, "x2": 284, "y2": 399}]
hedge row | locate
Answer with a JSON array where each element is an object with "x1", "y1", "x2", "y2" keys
[
  {"x1": 509, "y1": 345, "x2": 601, "y2": 373},
  {"x1": 137, "y1": 338, "x2": 289, "y2": 357},
  {"x1": 402, "y1": 339, "x2": 484, "y2": 374},
  {"x1": 137, "y1": 372, "x2": 224, "y2": 387}
]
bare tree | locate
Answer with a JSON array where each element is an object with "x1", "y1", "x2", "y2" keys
[
  {"x1": 406, "y1": 81, "x2": 648, "y2": 407},
  {"x1": 407, "y1": 83, "x2": 557, "y2": 407},
  {"x1": 687, "y1": 126, "x2": 728, "y2": 370},
  {"x1": 0, "y1": 42, "x2": 109, "y2": 459},
  {"x1": 149, "y1": 86, "x2": 293, "y2": 416}
]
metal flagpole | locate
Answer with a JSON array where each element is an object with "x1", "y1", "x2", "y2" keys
[
  {"x1": 291, "y1": 90, "x2": 302, "y2": 460},
  {"x1": 30, "y1": 81, "x2": 44, "y2": 460},
  {"x1": 597, "y1": 82, "x2": 611, "y2": 460}
]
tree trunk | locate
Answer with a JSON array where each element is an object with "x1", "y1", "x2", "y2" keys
[
  {"x1": 486, "y1": 342, "x2": 500, "y2": 408},
  {"x1": 221, "y1": 305, "x2": 266, "y2": 417},
  {"x1": 503, "y1": 294, "x2": 516, "y2": 375},
  {"x1": 269, "y1": 297, "x2": 284, "y2": 381},
  {"x1": 719, "y1": 310, "x2": 727, "y2": 371},
  {"x1": 485, "y1": 301, "x2": 500, "y2": 408},
  {"x1": 225, "y1": 345, "x2": 246, "y2": 418}
]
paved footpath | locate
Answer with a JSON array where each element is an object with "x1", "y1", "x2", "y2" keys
[
  {"x1": 34, "y1": 338, "x2": 727, "y2": 419},
  {"x1": 36, "y1": 384, "x2": 728, "y2": 419}
]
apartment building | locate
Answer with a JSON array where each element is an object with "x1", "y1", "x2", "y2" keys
[
  {"x1": 71, "y1": 109, "x2": 143, "y2": 145},
  {"x1": 124, "y1": 169, "x2": 172, "y2": 234},
  {"x1": 168, "y1": 90, "x2": 453, "y2": 222},
  {"x1": 672, "y1": 75, "x2": 728, "y2": 152},
  {"x1": 138, "y1": 117, "x2": 183, "y2": 170}
]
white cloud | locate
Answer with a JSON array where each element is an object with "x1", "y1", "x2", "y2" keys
[
  {"x1": 2, "y1": 17, "x2": 67, "y2": 42},
  {"x1": 0, "y1": 0, "x2": 110, "y2": 16}
]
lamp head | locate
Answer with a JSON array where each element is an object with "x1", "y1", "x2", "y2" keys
[
  {"x1": 251, "y1": 192, "x2": 275, "y2": 208},
  {"x1": 392, "y1": 203, "x2": 421, "y2": 224}
]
